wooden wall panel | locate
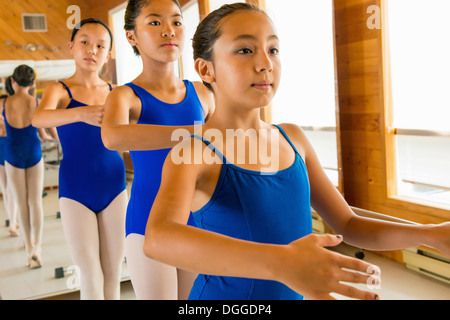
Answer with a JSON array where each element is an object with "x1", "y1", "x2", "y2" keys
[{"x1": 86, "y1": 0, "x2": 126, "y2": 23}]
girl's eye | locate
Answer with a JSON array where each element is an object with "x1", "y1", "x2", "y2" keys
[
  {"x1": 174, "y1": 21, "x2": 182, "y2": 26},
  {"x1": 81, "y1": 41, "x2": 88, "y2": 45},
  {"x1": 150, "y1": 21, "x2": 161, "y2": 26},
  {"x1": 237, "y1": 48, "x2": 252, "y2": 54},
  {"x1": 269, "y1": 48, "x2": 279, "y2": 55}
]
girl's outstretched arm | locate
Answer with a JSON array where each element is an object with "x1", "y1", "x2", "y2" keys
[
  {"x1": 281, "y1": 123, "x2": 450, "y2": 257},
  {"x1": 144, "y1": 139, "x2": 380, "y2": 300},
  {"x1": 101, "y1": 85, "x2": 203, "y2": 151},
  {"x1": 32, "y1": 82, "x2": 104, "y2": 128}
]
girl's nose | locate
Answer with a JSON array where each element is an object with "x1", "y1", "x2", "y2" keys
[
  {"x1": 162, "y1": 25, "x2": 175, "y2": 38},
  {"x1": 256, "y1": 51, "x2": 273, "y2": 73},
  {"x1": 87, "y1": 45, "x2": 96, "y2": 55}
]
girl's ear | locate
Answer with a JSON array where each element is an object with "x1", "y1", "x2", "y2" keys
[
  {"x1": 67, "y1": 41, "x2": 74, "y2": 53},
  {"x1": 105, "y1": 51, "x2": 112, "y2": 64},
  {"x1": 195, "y1": 58, "x2": 215, "y2": 86},
  {"x1": 126, "y1": 30, "x2": 137, "y2": 46}
]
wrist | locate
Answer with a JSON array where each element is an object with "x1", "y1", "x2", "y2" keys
[
  {"x1": 420, "y1": 223, "x2": 439, "y2": 249},
  {"x1": 262, "y1": 244, "x2": 290, "y2": 283}
]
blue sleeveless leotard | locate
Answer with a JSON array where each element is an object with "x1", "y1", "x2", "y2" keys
[
  {"x1": 188, "y1": 125, "x2": 312, "y2": 300},
  {"x1": 3, "y1": 98, "x2": 42, "y2": 169},
  {"x1": 0, "y1": 136, "x2": 6, "y2": 166},
  {"x1": 125, "y1": 80, "x2": 205, "y2": 236},
  {"x1": 56, "y1": 82, "x2": 126, "y2": 213}
]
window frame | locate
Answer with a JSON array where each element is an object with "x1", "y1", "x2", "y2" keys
[{"x1": 381, "y1": 0, "x2": 450, "y2": 218}]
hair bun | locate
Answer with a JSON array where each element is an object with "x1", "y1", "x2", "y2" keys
[{"x1": 12, "y1": 64, "x2": 36, "y2": 87}]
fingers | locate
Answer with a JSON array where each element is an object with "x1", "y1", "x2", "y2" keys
[
  {"x1": 314, "y1": 233, "x2": 344, "y2": 248},
  {"x1": 339, "y1": 252, "x2": 380, "y2": 275},
  {"x1": 88, "y1": 105, "x2": 104, "y2": 126},
  {"x1": 316, "y1": 235, "x2": 381, "y2": 300},
  {"x1": 331, "y1": 252, "x2": 381, "y2": 300},
  {"x1": 332, "y1": 282, "x2": 380, "y2": 300}
]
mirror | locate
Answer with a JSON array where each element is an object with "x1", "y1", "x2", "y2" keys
[
  {"x1": 0, "y1": 61, "x2": 132, "y2": 300},
  {"x1": 0, "y1": 0, "x2": 134, "y2": 300}
]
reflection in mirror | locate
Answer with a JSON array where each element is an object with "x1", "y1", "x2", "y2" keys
[{"x1": 0, "y1": 61, "x2": 132, "y2": 300}]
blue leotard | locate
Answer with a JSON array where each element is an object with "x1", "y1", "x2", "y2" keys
[
  {"x1": 0, "y1": 137, "x2": 6, "y2": 166},
  {"x1": 3, "y1": 98, "x2": 42, "y2": 169},
  {"x1": 56, "y1": 82, "x2": 126, "y2": 213},
  {"x1": 125, "y1": 80, "x2": 205, "y2": 236},
  {"x1": 188, "y1": 125, "x2": 312, "y2": 300}
]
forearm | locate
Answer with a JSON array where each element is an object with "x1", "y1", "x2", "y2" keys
[
  {"x1": 101, "y1": 123, "x2": 195, "y2": 151},
  {"x1": 32, "y1": 108, "x2": 80, "y2": 128},
  {"x1": 145, "y1": 221, "x2": 282, "y2": 281},
  {"x1": 340, "y1": 214, "x2": 435, "y2": 251}
]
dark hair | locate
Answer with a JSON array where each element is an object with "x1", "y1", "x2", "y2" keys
[
  {"x1": 5, "y1": 76, "x2": 14, "y2": 95},
  {"x1": 12, "y1": 65, "x2": 35, "y2": 88},
  {"x1": 71, "y1": 18, "x2": 113, "y2": 51},
  {"x1": 124, "y1": 0, "x2": 182, "y2": 56},
  {"x1": 193, "y1": 3, "x2": 267, "y2": 92}
]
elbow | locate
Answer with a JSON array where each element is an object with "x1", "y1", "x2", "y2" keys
[
  {"x1": 143, "y1": 226, "x2": 162, "y2": 261},
  {"x1": 101, "y1": 127, "x2": 121, "y2": 151},
  {"x1": 31, "y1": 113, "x2": 43, "y2": 128}
]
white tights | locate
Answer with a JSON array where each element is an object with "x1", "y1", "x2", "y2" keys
[
  {"x1": 125, "y1": 233, "x2": 198, "y2": 300},
  {"x1": 59, "y1": 190, "x2": 128, "y2": 300},
  {"x1": 0, "y1": 164, "x2": 18, "y2": 235},
  {"x1": 5, "y1": 160, "x2": 43, "y2": 261}
]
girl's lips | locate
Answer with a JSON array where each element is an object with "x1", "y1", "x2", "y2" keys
[
  {"x1": 84, "y1": 57, "x2": 96, "y2": 63},
  {"x1": 251, "y1": 81, "x2": 272, "y2": 90},
  {"x1": 161, "y1": 42, "x2": 177, "y2": 48}
]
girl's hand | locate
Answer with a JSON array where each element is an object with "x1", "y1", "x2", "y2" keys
[
  {"x1": 280, "y1": 234, "x2": 380, "y2": 300},
  {"x1": 79, "y1": 105, "x2": 104, "y2": 127}
]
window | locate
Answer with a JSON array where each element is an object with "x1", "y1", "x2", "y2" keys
[
  {"x1": 386, "y1": 0, "x2": 450, "y2": 207},
  {"x1": 180, "y1": 1, "x2": 200, "y2": 81},
  {"x1": 111, "y1": 6, "x2": 143, "y2": 85},
  {"x1": 265, "y1": 0, "x2": 338, "y2": 184},
  {"x1": 209, "y1": 0, "x2": 244, "y2": 12}
]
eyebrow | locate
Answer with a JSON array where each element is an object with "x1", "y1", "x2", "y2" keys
[
  {"x1": 232, "y1": 34, "x2": 279, "y2": 42},
  {"x1": 145, "y1": 13, "x2": 183, "y2": 19},
  {"x1": 78, "y1": 34, "x2": 107, "y2": 42}
]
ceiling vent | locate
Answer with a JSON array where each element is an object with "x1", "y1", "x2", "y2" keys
[{"x1": 22, "y1": 14, "x2": 47, "y2": 32}]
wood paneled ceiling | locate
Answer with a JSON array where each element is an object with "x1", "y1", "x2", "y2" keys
[{"x1": 0, "y1": 0, "x2": 88, "y2": 60}]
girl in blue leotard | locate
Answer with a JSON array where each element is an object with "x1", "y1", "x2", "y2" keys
[
  {"x1": 33, "y1": 19, "x2": 127, "y2": 299},
  {"x1": 3, "y1": 65, "x2": 44, "y2": 268},
  {"x1": 0, "y1": 77, "x2": 18, "y2": 238},
  {"x1": 144, "y1": 3, "x2": 450, "y2": 300},
  {"x1": 101, "y1": 0, "x2": 214, "y2": 299}
]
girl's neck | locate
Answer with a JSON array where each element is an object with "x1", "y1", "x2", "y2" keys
[
  {"x1": 137, "y1": 56, "x2": 180, "y2": 89},
  {"x1": 207, "y1": 105, "x2": 264, "y2": 132},
  {"x1": 70, "y1": 68, "x2": 104, "y2": 88},
  {"x1": 13, "y1": 87, "x2": 31, "y2": 97}
]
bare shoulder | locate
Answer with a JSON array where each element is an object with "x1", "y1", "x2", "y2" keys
[
  {"x1": 163, "y1": 138, "x2": 203, "y2": 184},
  {"x1": 108, "y1": 84, "x2": 135, "y2": 97},
  {"x1": 44, "y1": 81, "x2": 67, "y2": 96},
  {"x1": 169, "y1": 135, "x2": 221, "y2": 168},
  {"x1": 276, "y1": 123, "x2": 308, "y2": 144},
  {"x1": 192, "y1": 81, "x2": 215, "y2": 117},
  {"x1": 38, "y1": 81, "x2": 72, "y2": 109},
  {"x1": 275, "y1": 123, "x2": 313, "y2": 157},
  {"x1": 106, "y1": 84, "x2": 140, "y2": 105}
]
